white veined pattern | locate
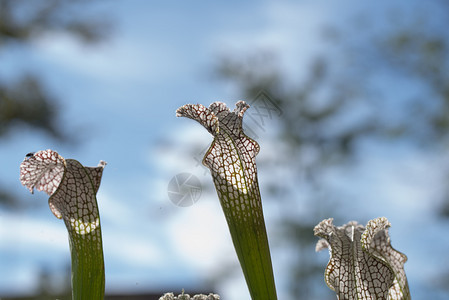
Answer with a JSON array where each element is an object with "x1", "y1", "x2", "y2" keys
[
  {"x1": 314, "y1": 217, "x2": 410, "y2": 300},
  {"x1": 177, "y1": 101, "x2": 278, "y2": 299},
  {"x1": 20, "y1": 149, "x2": 65, "y2": 195}
]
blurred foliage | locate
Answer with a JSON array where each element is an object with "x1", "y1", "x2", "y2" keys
[
  {"x1": 368, "y1": 6, "x2": 449, "y2": 220},
  {"x1": 214, "y1": 2, "x2": 449, "y2": 299},
  {"x1": 0, "y1": 0, "x2": 109, "y2": 208},
  {"x1": 215, "y1": 51, "x2": 362, "y2": 300},
  {"x1": 0, "y1": 75, "x2": 62, "y2": 139},
  {"x1": 0, "y1": 1, "x2": 109, "y2": 297},
  {"x1": 217, "y1": 52, "x2": 379, "y2": 164},
  {"x1": 0, "y1": 0, "x2": 109, "y2": 45}
]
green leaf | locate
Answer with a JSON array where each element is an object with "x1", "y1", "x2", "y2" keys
[
  {"x1": 20, "y1": 149, "x2": 106, "y2": 300},
  {"x1": 314, "y1": 217, "x2": 410, "y2": 300},
  {"x1": 177, "y1": 101, "x2": 277, "y2": 300}
]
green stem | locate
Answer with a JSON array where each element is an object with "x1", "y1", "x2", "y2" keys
[
  {"x1": 68, "y1": 226, "x2": 105, "y2": 300},
  {"x1": 220, "y1": 188, "x2": 277, "y2": 299}
]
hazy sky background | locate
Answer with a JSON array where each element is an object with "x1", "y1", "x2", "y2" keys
[{"x1": 1, "y1": 1, "x2": 448, "y2": 299}]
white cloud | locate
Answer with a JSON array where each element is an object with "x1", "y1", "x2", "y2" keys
[
  {"x1": 98, "y1": 190, "x2": 167, "y2": 268},
  {"x1": 166, "y1": 200, "x2": 234, "y2": 273},
  {"x1": 149, "y1": 125, "x2": 212, "y2": 175},
  {"x1": 31, "y1": 31, "x2": 182, "y2": 85},
  {"x1": 0, "y1": 214, "x2": 67, "y2": 252},
  {"x1": 104, "y1": 231, "x2": 164, "y2": 268},
  {"x1": 330, "y1": 147, "x2": 446, "y2": 218},
  {"x1": 0, "y1": 213, "x2": 69, "y2": 294},
  {"x1": 148, "y1": 120, "x2": 244, "y2": 276},
  {"x1": 32, "y1": 32, "x2": 142, "y2": 80},
  {"x1": 209, "y1": 1, "x2": 332, "y2": 81}
]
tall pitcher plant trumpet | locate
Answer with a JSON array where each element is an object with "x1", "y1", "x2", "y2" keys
[
  {"x1": 20, "y1": 150, "x2": 106, "y2": 300},
  {"x1": 177, "y1": 101, "x2": 277, "y2": 300}
]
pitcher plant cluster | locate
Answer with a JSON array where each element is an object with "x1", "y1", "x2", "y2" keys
[{"x1": 18, "y1": 100, "x2": 410, "y2": 299}]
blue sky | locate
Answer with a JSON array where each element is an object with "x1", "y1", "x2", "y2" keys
[{"x1": 1, "y1": 1, "x2": 448, "y2": 299}]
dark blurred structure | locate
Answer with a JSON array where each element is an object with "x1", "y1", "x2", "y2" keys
[
  {"x1": 0, "y1": 0, "x2": 109, "y2": 138},
  {"x1": 0, "y1": 0, "x2": 109, "y2": 207},
  {"x1": 213, "y1": 1, "x2": 449, "y2": 299},
  {"x1": 0, "y1": 0, "x2": 108, "y2": 297}
]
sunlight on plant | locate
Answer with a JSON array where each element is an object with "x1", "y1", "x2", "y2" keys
[
  {"x1": 20, "y1": 149, "x2": 106, "y2": 300},
  {"x1": 159, "y1": 290, "x2": 220, "y2": 300},
  {"x1": 314, "y1": 217, "x2": 410, "y2": 300},
  {"x1": 176, "y1": 101, "x2": 277, "y2": 300}
]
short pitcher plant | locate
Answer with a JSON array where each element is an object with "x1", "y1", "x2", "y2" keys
[
  {"x1": 20, "y1": 149, "x2": 106, "y2": 300},
  {"x1": 177, "y1": 101, "x2": 277, "y2": 300},
  {"x1": 314, "y1": 217, "x2": 410, "y2": 300}
]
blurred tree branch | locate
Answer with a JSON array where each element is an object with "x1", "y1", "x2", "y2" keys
[
  {"x1": 212, "y1": 3, "x2": 449, "y2": 299},
  {"x1": 0, "y1": 0, "x2": 110, "y2": 207},
  {"x1": 214, "y1": 51, "x2": 368, "y2": 299},
  {"x1": 0, "y1": 0, "x2": 110, "y2": 45},
  {"x1": 0, "y1": 75, "x2": 62, "y2": 138}
]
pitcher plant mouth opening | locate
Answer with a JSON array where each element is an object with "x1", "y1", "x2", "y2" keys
[
  {"x1": 177, "y1": 101, "x2": 277, "y2": 300},
  {"x1": 314, "y1": 217, "x2": 410, "y2": 300},
  {"x1": 20, "y1": 149, "x2": 106, "y2": 300}
]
